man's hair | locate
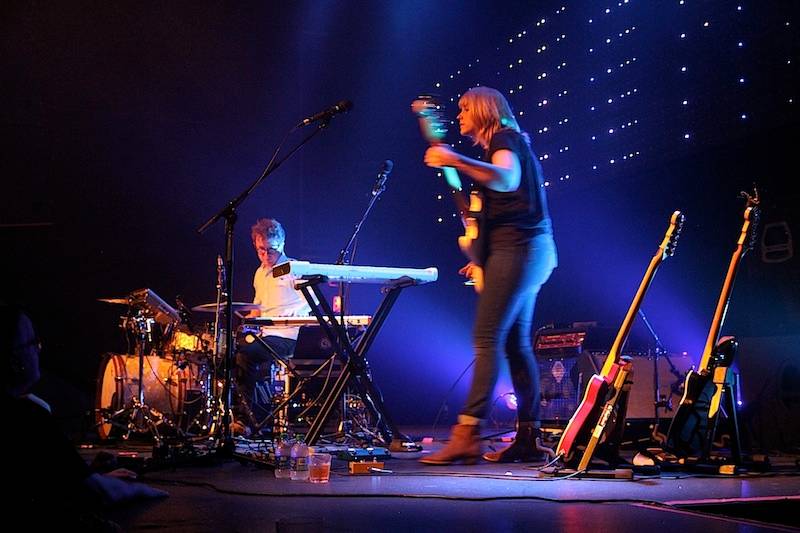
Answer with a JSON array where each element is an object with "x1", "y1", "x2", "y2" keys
[{"x1": 250, "y1": 218, "x2": 285, "y2": 246}]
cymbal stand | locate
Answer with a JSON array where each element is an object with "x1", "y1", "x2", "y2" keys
[
  {"x1": 198, "y1": 255, "x2": 229, "y2": 437},
  {"x1": 122, "y1": 311, "x2": 166, "y2": 444}
]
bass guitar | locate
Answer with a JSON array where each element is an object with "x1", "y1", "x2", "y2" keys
[
  {"x1": 666, "y1": 188, "x2": 760, "y2": 459},
  {"x1": 557, "y1": 211, "x2": 685, "y2": 469},
  {"x1": 412, "y1": 95, "x2": 485, "y2": 292}
]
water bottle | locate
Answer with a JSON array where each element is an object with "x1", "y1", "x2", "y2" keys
[
  {"x1": 274, "y1": 437, "x2": 291, "y2": 479},
  {"x1": 290, "y1": 438, "x2": 309, "y2": 481}
]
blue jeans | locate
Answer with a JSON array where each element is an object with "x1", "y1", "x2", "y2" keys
[{"x1": 462, "y1": 233, "x2": 557, "y2": 423}]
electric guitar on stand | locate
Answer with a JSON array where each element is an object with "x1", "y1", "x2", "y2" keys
[
  {"x1": 412, "y1": 94, "x2": 485, "y2": 292},
  {"x1": 556, "y1": 211, "x2": 685, "y2": 471},
  {"x1": 666, "y1": 188, "x2": 760, "y2": 461}
]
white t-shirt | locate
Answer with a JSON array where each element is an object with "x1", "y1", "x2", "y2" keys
[{"x1": 252, "y1": 256, "x2": 311, "y2": 340}]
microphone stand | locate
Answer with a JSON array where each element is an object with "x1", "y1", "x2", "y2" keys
[
  {"x1": 196, "y1": 120, "x2": 331, "y2": 456},
  {"x1": 335, "y1": 174, "x2": 388, "y2": 317},
  {"x1": 636, "y1": 309, "x2": 680, "y2": 444},
  {"x1": 331, "y1": 173, "x2": 387, "y2": 442}
]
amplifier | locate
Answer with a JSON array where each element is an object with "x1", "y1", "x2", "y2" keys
[
  {"x1": 535, "y1": 324, "x2": 654, "y2": 424},
  {"x1": 625, "y1": 352, "x2": 693, "y2": 419},
  {"x1": 537, "y1": 352, "x2": 599, "y2": 422},
  {"x1": 535, "y1": 323, "x2": 647, "y2": 356}
]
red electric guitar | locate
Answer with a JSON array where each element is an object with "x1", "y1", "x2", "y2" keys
[
  {"x1": 412, "y1": 95, "x2": 485, "y2": 292},
  {"x1": 556, "y1": 211, "x2": 685, "y2": 470}
]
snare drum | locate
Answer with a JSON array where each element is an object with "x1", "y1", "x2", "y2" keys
[{"x1": 95, "y1": 353, "x2": 208, "y2": 439}]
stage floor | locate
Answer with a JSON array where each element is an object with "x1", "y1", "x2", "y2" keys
[{"x1": 82, "y1": 428, "x2": 800, "y2": 532}]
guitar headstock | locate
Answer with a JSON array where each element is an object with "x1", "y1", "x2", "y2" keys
[
  {"x1": 662, "y1": 210, "x2": 685, "y2": 259},
  {"x1": 411, "y1": 94, "x2": 448, "y2": 144},
  {"x1": 739, "y1": 184, "x2": 761, "y2": 252}
]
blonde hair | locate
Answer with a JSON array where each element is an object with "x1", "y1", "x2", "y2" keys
[{"x1": 459, "y1": 86, "x2": 522, "y2": 147}]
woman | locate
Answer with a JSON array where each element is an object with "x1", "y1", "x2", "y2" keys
[{"x1": 420, "y1": 87, "x2": 557, "y2": 464}]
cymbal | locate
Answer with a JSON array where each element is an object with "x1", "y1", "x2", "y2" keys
[
  {"x1": 191, "y1": 302, "x2": 263, "y2": 313},
  {"x1": 98, "y1": 297, "x2": 129, "y2": 305}
]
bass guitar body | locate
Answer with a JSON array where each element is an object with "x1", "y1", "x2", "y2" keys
[
  {"x1": 666, "y1": 336, "x2": 737, "y2": 458},
  {"x1": 666, "y1": 371, "x2": 716, "y2": 457},
  {"x1": 556, "y1": 366, "x2": 616, "y2": 465}
]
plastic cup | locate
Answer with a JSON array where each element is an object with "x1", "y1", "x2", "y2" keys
[{"x1": 308, "y1": 453, "x2": 332, "y2": 483}]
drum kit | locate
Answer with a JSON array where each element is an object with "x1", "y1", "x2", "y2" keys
[{"x1": 95, "y1": 288, "x2": 260, "y2": 442}]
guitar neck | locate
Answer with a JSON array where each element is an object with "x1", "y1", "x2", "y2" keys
[
  {"x1": 601, "y1": 211, "x2": 682, "y2": 376},
  {"x1": 412, "y1": 97, "x2": 470, "y2": 221},
  {"x1": 698, "y1": 206, "x2": 755, "y2": 371},
  {"x1": 441, "y1": 166, "x2": 464, "y2": 193},
  {"x1": 601, "y1": 251, "x2": 663, "y2": 376}
]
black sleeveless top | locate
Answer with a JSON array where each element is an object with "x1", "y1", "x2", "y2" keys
[{"x1": 480, "y1": 128, "x2": 553, "y2": 248}]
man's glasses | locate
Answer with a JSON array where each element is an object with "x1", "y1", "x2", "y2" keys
[{"x1": 257, "y1": 247, "x2": 282, "y2": 255}]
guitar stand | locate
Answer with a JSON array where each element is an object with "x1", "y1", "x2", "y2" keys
[
  {"x1": 703, "y1": 369, "x2": 743, "y2": 464},
  {"x1": 293, "y1": 275, "x2": 416, "y2": 450},
  {"x1": 659, "y1": 368, "x2": 746, "y2": 474},
  {"x1": 548, "y1": 362, "x2": 637, "y2": 479},
  {"x1": 638, "y1": 368, "x2": 758, "y2": 475}
]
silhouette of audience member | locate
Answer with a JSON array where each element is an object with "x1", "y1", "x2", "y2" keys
[{"x1": 2, "y1": 304, "x2": 167, "y2": 529}]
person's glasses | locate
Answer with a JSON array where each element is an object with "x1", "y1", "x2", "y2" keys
[{"x1": 257, "y1": 247, "x2": 282, "y2": 255}]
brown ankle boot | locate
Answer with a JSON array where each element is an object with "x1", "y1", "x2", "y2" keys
[
  {"x1": 483, "y1": 422, "x2": 555, "y2": 463},
  {"x1": 420, "y1": 424, "x2": 481, "y2": 465}
]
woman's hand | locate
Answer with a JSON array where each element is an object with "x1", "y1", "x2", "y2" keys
[
  {"x1": 424, "y1": 145, "x2": 460, "y2": 168},
  {"x1": 458, "y1": 262, "x2": 477, "y2": 279}
]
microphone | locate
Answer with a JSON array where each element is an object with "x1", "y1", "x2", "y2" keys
[
  {"x1": 298, "y1": 100, "x2": 353, "y2": 127},
  {"x1": 372, "y1": 159, "x2": 393, "y2": 196}
]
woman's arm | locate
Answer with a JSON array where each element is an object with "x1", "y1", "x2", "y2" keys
[{"x1": 424, "y1": 145, "x2": 521, "y2": 192}]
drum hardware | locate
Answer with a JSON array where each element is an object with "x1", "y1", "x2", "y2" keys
[
  {"x1": 97, "y1": 288, "x2": 203, "y2": 442},
  {"x1": 95, "y1": 350, "x2": 212, "y2": 440},
  {"x1": 129, "y1": 287, "x2": 181, "y2": 326},
  {"x1": 124, "y1": 310, "x2": 167, "y2": 443}
]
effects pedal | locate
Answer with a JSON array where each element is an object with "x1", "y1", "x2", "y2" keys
[
  {"x1": 340, "y1": 447, "x2": 391, "y2": 462},
  {"x1": 348, "y1": 460, "x2": 387, "y2": 475}
]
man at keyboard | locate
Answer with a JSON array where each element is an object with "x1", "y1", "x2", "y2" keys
[{"x1": 233, "y1": 218, "x2": 310, "y2": 436}]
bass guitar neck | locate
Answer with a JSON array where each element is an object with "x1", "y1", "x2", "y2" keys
[
  {"x1": 666, "y1": 187, "x2": 759, "y2": 459},
  {"x1": 412, "y1": 94, "x2": 485, "y2": 292},
  {"x1": 556, "y1": 211, "x2": 684, "y2": 468}
]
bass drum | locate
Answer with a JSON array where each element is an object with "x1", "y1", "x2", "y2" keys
[{"x1": 95, "y1": 353, "x2": 209, "y2": 439}]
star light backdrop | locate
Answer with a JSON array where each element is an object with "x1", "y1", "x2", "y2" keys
[{"x1": 423, "y1": 1, "x2": 796, "y2": 420}]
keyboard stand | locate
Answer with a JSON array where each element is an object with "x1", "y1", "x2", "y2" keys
[{"x1": 295, "y1": 275, "x2": 415, "y2": 448}]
